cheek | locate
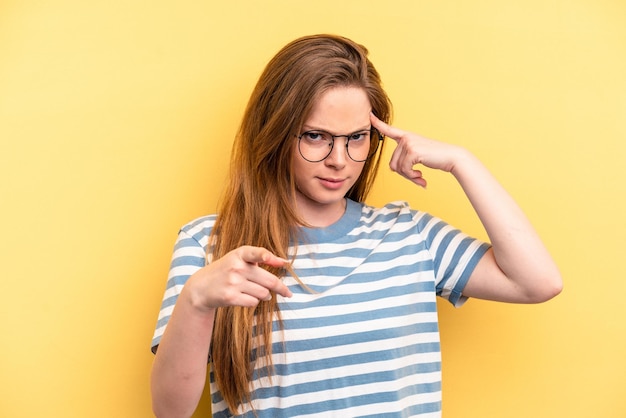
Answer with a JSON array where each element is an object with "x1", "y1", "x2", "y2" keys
[
  {"x1": 291, "y1": 152, "x2": 309, "y2": 184},
  {"x1": 351, "y1": 161, "x2": 367, "y2": 176}
]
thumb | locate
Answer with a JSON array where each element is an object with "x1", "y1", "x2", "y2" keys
[{"x1": 240, "y1": 246, "x2": 288, "y2": 268}]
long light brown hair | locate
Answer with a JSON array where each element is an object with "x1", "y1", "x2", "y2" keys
[{"x1": 209, "y1": 34, "x2": 392, "y2": 414}]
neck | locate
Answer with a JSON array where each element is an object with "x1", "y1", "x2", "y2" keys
[{"x1": 297, "y1": 198, "x2": 347, "y2": 228}]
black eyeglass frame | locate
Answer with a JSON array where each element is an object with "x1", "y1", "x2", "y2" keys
[{"x1": 296, "y1": 128, "x2": 385, "y2": 163}]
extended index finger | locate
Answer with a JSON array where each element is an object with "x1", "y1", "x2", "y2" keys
[
  {"x1": 370, "y1": 113, "x2": 405, "y2": 142},
  {"x1": 239, "y1": 246, "x2": 293, "y2": 298}
]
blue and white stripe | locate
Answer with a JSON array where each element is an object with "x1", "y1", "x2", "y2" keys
[{"x1": 152, "y1": 199, "x2": 490, "y2": 417}]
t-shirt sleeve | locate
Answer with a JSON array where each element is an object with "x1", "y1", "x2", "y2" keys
[
  {"x1": 417, "y1": 211, "x2": 491, "y2": 307},
  {"x1": 150, "y1": 228, "x2": 207, "y2": 353}
]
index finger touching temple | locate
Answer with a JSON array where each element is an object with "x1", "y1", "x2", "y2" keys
[{"x1": 370, "y1": 113, "x2": 403, "y2": 142}]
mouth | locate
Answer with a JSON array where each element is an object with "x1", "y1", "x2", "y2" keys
[{"x1": 318, "y1": 177, "x2": 346, "y2": 190}]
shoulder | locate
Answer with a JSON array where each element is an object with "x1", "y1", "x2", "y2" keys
[
  {"x1": 180, "y1": 214, "x2": 217, "y2": 233},
  {"x1": 360, "y1": 200, "x2": 430, "y2": 225},
  {"x1": 361, "y1": 200, "x2": 416, "y2": 215},
  {"x1": 351, "y1": 201, "x2": 443, "y2": 242},
  {"x1": 177, "y1": 214, "x2": 218, "y2": 249}
]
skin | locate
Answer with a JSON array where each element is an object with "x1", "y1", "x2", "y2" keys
[
  {"x1": 151, "y1": 86, "x2": 562, "y2": 417},
  {"x1": 292, "y1": 87, "x2": 372, "y2": 227},
  {"x1": 370, "y1": 113, "x2": 562, "y2": 303}
]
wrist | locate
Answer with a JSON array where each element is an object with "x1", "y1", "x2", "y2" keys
[
  {"x1": 181, "y1": 276, "x2": 218, "y2": 315},
  {"x1": 449, "y1": 146, "x2": 478, "y2": 178}
]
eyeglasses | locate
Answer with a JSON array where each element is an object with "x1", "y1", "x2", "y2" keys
[{"x1": 297, "y1": 128, "x2": 384, "y2": 162}]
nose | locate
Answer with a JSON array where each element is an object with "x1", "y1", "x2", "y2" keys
[{"x1": 325, "y1": 137, "x2": 348, "y2": 167}]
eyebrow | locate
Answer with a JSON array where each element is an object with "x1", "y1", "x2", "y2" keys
[{"x1": 302, "y1": 124, "x2": 371, "y2": 133}]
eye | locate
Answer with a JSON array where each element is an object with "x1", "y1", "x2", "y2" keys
[
  {"x1": 302, "y1": 131, "x2": 330, "y2": 143},
  {"x1": 349, "y1": 131, "x2": 369, "y2": 142}
]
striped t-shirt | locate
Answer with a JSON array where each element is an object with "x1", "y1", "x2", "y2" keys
[{"x1": 151, "y1": 199, "x2": 490, "y2": 417}]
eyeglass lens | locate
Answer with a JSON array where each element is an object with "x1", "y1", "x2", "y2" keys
[{"x1": 298, "y1": 129, "x2": 381, "y2": 162}]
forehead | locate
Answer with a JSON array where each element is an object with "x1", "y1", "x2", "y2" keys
[{"x1": 304, "y1": 87, "x2": 371, "y2": 132}]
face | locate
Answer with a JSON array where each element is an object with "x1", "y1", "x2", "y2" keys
[{"x1": 292, "y1": 86, "x2": 372, "y2": 227}]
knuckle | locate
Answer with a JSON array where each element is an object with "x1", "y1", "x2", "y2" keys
[
  {"x1": 224, "y1": 274, "x2": 240, "y2": 287},
  {"x1": 219, "y1": 288, "x2": 239, "y2": 305},
  {"x1": 230, "y1": 262, "x2": 247, "y2": 275}
]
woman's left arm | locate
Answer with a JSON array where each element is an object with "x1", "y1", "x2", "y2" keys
[{"x1": 371, "y1": 114, "x2": 562, "y2": 303}]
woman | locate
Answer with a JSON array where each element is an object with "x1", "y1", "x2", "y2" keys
[{"x1": 150, "y1": 34, "x2": 562, "y2": 418}]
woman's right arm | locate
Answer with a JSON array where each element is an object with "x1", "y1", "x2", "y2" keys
[
  {"x1": 150, "y1": 280, "x2": 216, "y2": 418},
  {"x1": 150, "y1": 246, "x2": 292, "y2": 418}
]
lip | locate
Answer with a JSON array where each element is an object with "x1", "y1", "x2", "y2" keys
[{"x1": 318, "y1": 177, "x2": 346, "y2": 190}]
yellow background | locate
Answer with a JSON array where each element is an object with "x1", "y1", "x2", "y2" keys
[{"x1": 1, "y1": 1, "x2": 624, "y2": 417}]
